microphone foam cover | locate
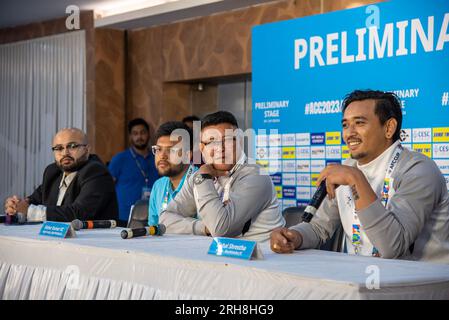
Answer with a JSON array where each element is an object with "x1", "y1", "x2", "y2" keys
[
  {"x1": 71, "y1": 219, "x2": 83, "y2": 231},
  {"x1": 158, "y1": 224, "x2": 166, "y2": 236}
]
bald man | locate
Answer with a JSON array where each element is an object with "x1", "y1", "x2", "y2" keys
[{"x1": 4, "y1": 128, "x2": 118, "y2": 222}]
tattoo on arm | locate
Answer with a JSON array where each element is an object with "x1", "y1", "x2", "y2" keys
[{"x1": 351, "y1": 185, "x2": 360, "y2": 201}]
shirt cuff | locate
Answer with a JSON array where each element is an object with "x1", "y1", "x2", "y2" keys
[
  {"x1": 289, "y1": 222, "x2": 320, "y2": 250},
  {"x1": 27, "y1": 204, "x2": 47, "y2": 222},
  {"x1": 193, "y1": 220, "x2": 207, "y2": 236}
]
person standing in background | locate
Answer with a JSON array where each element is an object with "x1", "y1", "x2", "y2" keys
[{"x1": 109, "y1": 118, "x2": 159, "y2": 227}]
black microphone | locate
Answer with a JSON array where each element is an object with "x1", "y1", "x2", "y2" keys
[
  {"x1": 121, "y1": 224, "x2": 166, "y2": 239},
  {"x1": 302, "y1": 180, "x2": 328, "y2": 223},
  {"x1": 71, "y1": 219, "x2": 117, "y2": 231}
]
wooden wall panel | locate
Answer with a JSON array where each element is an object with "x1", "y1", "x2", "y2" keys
[
  {"x1": 94, "y1": 28, "x2": 125, "y2": 162},
  {"x1": 126, "y1": 26, "x2": 164, "y2": 141}
]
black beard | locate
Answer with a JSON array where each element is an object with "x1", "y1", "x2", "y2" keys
[
  {"x1": 56, "y1": 154, "x2": 89, "y2": 173},
  {"x1": 133, "y1": 143, "x2": 148, "y2": 150},
  {"x1": 158, "y1": 164, "x2": 184, "y2": 177}
]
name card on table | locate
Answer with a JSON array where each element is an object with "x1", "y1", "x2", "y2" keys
[
  {"x1": 39, "y1": 221, "x2": 76, "y2": 238},
  {"x1": 208, "y1": 237, "x2": 264, "y2": 260}
]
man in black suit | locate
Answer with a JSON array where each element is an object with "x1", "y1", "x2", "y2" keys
[{"x1": 4, "y1": 128, "x2": 118, "y2": 222}]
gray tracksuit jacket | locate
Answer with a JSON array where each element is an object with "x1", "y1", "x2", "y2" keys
[
  {"x1": 160, "y1": 161, "x2": 285, "y2": 242},
  {"x1": 291, "y1": 148, "x2": 449, "y2": 264}
]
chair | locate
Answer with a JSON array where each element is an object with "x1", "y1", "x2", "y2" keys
[
  {"x1": 127, "y1": 199, "x2": 149, "y2": 228},
  {"x1": 282, "y1": 206, "x2": 344, "y2": 253}
]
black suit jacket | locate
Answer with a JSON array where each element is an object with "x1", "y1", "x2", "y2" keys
[{"x1": 28, "y1": 155, "x2": 119, "y2": 222}]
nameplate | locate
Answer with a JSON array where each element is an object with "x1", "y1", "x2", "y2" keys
[
  {"x1": 208, "y1": 237, "x2": 264, "y2": 260},
  {"x1": 39, "y1": 221, "x2": 76, "y2": 238}
]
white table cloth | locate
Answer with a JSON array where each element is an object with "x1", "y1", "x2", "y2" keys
[{"x1": 1, "y1": 224, "x2": 449, "y2": 299}]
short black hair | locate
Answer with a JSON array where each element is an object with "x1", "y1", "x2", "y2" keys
[
  {"x1": 342, "y1": 90, "x2": 403, "y2": 141},
  {"x1": 201, "y1": 111, "x2": 239, "y2": 130},
  {"x1": 182, "y1": 115, "x2": 200, "y2": 123},
  {"x1": 155, "y1": 121, "x2": 193, "y2": 151},
  {"x1": 128, "y1": 118, "x2": 149, "y2": 133}
]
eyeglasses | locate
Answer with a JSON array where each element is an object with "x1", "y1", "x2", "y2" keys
[
  {"x1": 51, "y1": 143, "x2": 87, "y2": 153},
  {"x1": 151, "y1": 145, "x2": 182, "y2": 156},
  {"x1": 201, "y1": 136, "x2": 236, "y2": 149}
]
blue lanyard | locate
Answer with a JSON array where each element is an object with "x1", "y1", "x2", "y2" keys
[
  {"x1": 161, "y1": 165, "x2": 195, "y2": 211},
  {"x1": 129, "y1": 148, "x2": 151, "y2": 184}
]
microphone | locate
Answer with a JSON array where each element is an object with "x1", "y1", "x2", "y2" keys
[
  {"x1": 121, "y1": 224, "x2": 166, "y2": 239},
  {"x1": 302, "y1": 180, "x2": 328, "y2": 223},
  {"x1": 71, "y1": 219, "x2": 117, "y2": 231}
]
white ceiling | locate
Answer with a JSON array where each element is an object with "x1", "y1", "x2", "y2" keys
[{"x1": 0, "y1": 0, "x2": 277, "y2": 29}]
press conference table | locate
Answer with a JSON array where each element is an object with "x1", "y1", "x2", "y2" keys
[{"x1": 1, "y1": 224, "x2": 449, "y2": 300}]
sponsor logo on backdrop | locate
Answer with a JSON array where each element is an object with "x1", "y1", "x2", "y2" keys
[
  {"x1": 413, "y1": 144, "x2": 432, "y2": 158},
  {"x1": 400, "y1": 129, "x2": 411, "y2": 143},
  {"x1": 275, "y1": 186, "x2": 283, "y2": 199},
  {"x1": 270, "y1": 173, "x2": 282, "y2": 185},
  {"x1": 283, "y1": 187, "x2": 297, "y2": 199},
  {"x1": 326, "y1": 146, "x2": 341, "y2": 159},
  {"x1": 412, "y1": 128, "x2": 431, "y2": 143},
  {"x1": 283, "y1": 199, "x2": 297, "y2": 209},
  {"x1": 325, "y1": 132, "x2": 341, "y2": 145},
  {"x1": 269, "y1": 134, "x2": 282, "y2": 146},
  {"x1": 296, "y1": 133, "x2": 311, "y2": 146},
  {"x1": 269, "y1": 147, "x2": 282, "y2": 160},
  {"x1": 297, "y1": 187, "x2": 311, "y2": 200},
  {"x1": 296, "y1": 146, "x2": 310, "y2": 159},
  {"x1": 311, "y1": 133, "x2": 325, "y2": 145},
  {"x1": 282, "y1": 160, "x2": 296, "y2": 172},
  {"x1": 256, "y1": 135, "x2": 268, "y2": 147},
  {"x1": 433, "y1": 128, "x2": 449, "y2": 143},
  {"x1": 282, "y1": 134, "x2": 296, "y2": 146},
  {"x1": 311, "y1": 173, "x2": 320, "y2": 187},
  {"x1": 435, "y1": 160, "x2": 449, "y2": 174},
  {"x1": 297, "y1": 160, "x2": 311, "y2": 172},
  {"x1": 282, "y1": 173, "x2": 296, "y2": 186},
  {"x1": 282, "y1": 147, "x2": 296, "y2": 159},
  {"x1": 297, "y1": 173, "x2": 311, "y2": 186},
  {"x1": 256, "y1": 147, "x2": 267, "y2": 159},
  {"x1": 433, "y1": 144, "x2": 449, "y2": 158},
  {"x1": 311, "y1": 160, "x2": 326, "y2": 172},
  {"x1": 311, "y1": 146, "x2": 326, "y2": 159}
]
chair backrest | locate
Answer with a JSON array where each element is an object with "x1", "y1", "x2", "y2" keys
[
  {"x1": 282, "y1": 206, "x2": 305, "y2": 228},
  {"x1": 127, "y1": 199, "x2": 149, "y2": 228},
  {"x1": 282, "y1": 206, "x2": 344, "y2": 253}
]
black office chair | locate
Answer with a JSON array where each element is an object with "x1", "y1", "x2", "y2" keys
[
  {"x1": 127, "y1": 200, "x2": 149, "y2": 228},
  {"x1": 282, "y1": 206, "x2": 344, "y2": 253}
]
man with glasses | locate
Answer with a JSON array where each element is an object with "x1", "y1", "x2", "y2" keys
[
  {"x1": 160, "y1": 111, "x2": 285, "y2": 242},
  {"x1": 4, "y1": 128, "x2": 118, "y2": 222},
  {"x1": 109, "y1": 118, "x2": 159, "y2": 227},
  {"x1": 148, "y1": 121, "x2": 197, "y2": 226}
]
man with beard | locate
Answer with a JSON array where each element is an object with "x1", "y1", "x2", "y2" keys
[
  {"x1": 148, "y1": 121, "x2": 197, "y2": 226},
  {"x1": 270, "y1": 90, "x2": 449, "y2": 264},
  {"x1": 160, "y1": 111, "x2": 285, "y2": 242},
  {"x1": 4, "y1": 128, "x2": 118, "y2": 222},
  {"x1": 109, "y1": 118, "x2": 158, "y2": 226}
]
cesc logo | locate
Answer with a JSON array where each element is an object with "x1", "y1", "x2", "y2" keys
[{"x1": 433, "y1": 144, "x2": 449, "y2": 158}]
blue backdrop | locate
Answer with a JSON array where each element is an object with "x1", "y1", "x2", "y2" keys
[{"x1": 252, "y1": 0, "x2": 449, "y2": 209}]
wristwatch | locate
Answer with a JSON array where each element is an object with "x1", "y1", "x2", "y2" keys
[{"x1": 194, "y1": 173, "x2": 213, "y2": 185}]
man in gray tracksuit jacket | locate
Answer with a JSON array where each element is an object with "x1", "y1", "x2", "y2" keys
[
  {"x1": 160, "y1": 111, "x2": 285, "y2": 242},
  {"x1": 271, "y1": 90, "x2": 449, "y2": 264}
]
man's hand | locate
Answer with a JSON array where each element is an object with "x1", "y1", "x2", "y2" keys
[
  {"x1": 317, "y1": 164, "x2": 377, "y2": 210},
  {"x1": 198, "y1": 164, "x2": 229, "y2": 178},
  {"x1": 16, "y1": 199, "x2": 30, "y2": 215},
  {"x1": 4, "y1": 195, "x2": 20, "y2": 215},
  {"x1": 317, "y1": 164, "x2": 362, "y2": 200},
  {"x1": 270, "y1": 227, "x2": 302, "y2": 254}
]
